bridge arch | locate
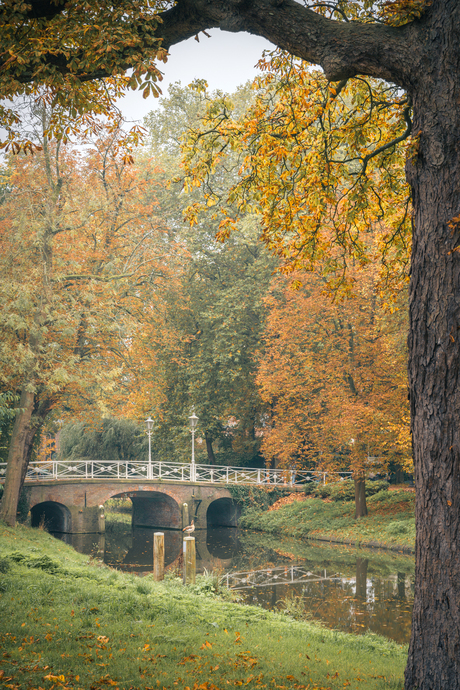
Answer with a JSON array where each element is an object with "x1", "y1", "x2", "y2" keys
[
  {"x1": 206, "y1": 497, "x2": 240, "y2": 528},
  {"x1": 31, "y1": 501, "x2": 72, "y2": 533},
  {"x1": 129, "y1": 491, "x2": 181, "y2": 529}
]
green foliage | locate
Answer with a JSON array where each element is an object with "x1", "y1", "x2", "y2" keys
[
  {"x1": 226, "y1": 484, "x2": 292, "y2": 513},
  {"x1": 0, "y1": 391, "x2": 19, "y2": 422},
  {"x1": 140, "y1": 83, "x2": 278, "y2": 466},
  {"x1": 306, "y1": 479, "x2": 390, "y2": 501},
  {"x1": 277, "y1": 591, "x2": 314, "y2": 622},
  {"x1": 104, "y1": 498, "x2": 132, "y2": 513},
  {"x1": 0, "y1": 395, "x2": 17, "y2": 462},
  {"x1": 59, "y1": 418, "x2": 148, "y2": 462}
]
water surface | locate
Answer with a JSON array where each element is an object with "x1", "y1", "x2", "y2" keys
[{"x1": 55, "y1": 524, "x2": 413, "y2": 644}]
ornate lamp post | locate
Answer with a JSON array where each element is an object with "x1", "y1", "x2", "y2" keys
[
  {"x1": 189, "y1": 411, "x2": 198, "y2": 482},
  {"x1": 146, "y1": 417, "x2": 154, "y2": 480}
]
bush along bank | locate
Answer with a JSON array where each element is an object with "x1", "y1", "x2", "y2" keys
[
  {"x1": 0, "y1": 522, "x2": 407, "y2": 690},
  {"x1": 237, "y1": 483, "x2": 415, "y2": 554}
]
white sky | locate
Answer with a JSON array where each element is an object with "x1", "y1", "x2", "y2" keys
[{"x1": 117, "y1": 29, "x2": 274, "y2": 123}]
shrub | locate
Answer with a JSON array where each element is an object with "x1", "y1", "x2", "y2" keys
[
  {"x1": 227, "y1": 484, "x2": 291, "y2": 513},
  {"x1": 386, "y1": 520, "x2": 408, "y2": 535},
  {"x1": 305, "y1": 479, "x2": 389, "y2": 502}
]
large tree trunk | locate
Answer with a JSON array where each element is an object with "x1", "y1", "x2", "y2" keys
[
  {"x1": 354, "y1": 477, "x2": 368, "y2": 519},
  {"x1": 404, "y1": 6, "x2": 460, "y2": 687},
  {"x1": 0, "y1": 387, "x2": 53, "y2": 527},
  {"x1": 0, "y1": 386, "x2": 35, "y2": 526}
]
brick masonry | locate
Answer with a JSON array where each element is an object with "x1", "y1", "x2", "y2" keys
[{"x1": 24, "y1": 479, "x2": 236, "y2": 533}]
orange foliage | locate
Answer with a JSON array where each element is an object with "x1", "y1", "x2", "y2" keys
[
  {"x1": 256, "y1": 266, "x2": 411, "y2": 477},
  {"x1": 0, "y1": 118, "x2": 185, "y2": 429}
]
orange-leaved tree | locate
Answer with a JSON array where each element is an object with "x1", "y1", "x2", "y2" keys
[
  {"x1": 181, "y1": 53, "x2": 411, "y2": 300},
  {"x1": 257, "y1": 267, "x2": 410, "y2": 517},
  {"x1": 0, "y1": 110, "x2": 184, "y2": 526},
  {"x1": 180, "y1": 56, "x2": 412, "y2": 516}
]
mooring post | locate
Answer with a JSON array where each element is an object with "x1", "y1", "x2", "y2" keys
[
  {"x1": 98, "y1": 505, "x2": 105, "y2": 533},
  {"x1": 153, "y1": 532, "x2": 165, "y2": 581},
  {"x1": 183, "y1": 536, "x2": 196, "y2": 585}
]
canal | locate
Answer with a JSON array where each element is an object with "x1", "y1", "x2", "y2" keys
[{"x1": 54, "y1": 523, "x2": 414, "y2": 645}]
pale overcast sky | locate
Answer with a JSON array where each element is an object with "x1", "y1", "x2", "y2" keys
[{"x1": 117, "y1": 29, "x2": 274, "y2": 123}]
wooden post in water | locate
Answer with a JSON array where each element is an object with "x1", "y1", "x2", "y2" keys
[
  {"x1": 183, "y1": 536, "x2": 196, "y2": 585},
  {"x1": 98, "y1": 505, "x2": 105, "y2": 533},
  {"x1": 153, "y1": 532, "x2": 165, "y2": 581}
]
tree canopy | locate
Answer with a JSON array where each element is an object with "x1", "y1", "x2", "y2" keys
[
  {"x1": 2, "y1": 1, "x2": 460, "y2": 687},
  {"x1": 0, "y1": 110, "x2": 184, "y2": 524}
]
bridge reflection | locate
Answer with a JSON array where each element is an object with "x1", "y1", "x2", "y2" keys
[{"x1": 54, "y1": 526, "x2": 240, "y2": 575}]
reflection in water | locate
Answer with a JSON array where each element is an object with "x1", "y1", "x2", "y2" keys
[{"x1": 53, "y1": 525, "x2": 414, "y2": 645}]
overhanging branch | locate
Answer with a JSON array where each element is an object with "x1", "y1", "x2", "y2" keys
[{"x1": 1, "y1": 0, "x2": 423, "y2": 91}]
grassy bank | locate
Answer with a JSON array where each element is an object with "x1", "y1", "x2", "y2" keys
[
  {"x1": 0, "y1": 523, "x2": 407, "y2": 690},
  {"x1": 238, "y1": 487, "x2": 415, "y2": 552}
]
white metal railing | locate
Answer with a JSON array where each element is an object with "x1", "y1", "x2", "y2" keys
[{"x1": 0, "y1": 459, "x2": 352, "y2": 487}]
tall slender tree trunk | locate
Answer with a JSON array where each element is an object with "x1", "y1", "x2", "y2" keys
[
  {"x1": 0, "y1": 385, "x2": 35, "y2": 526},
  {"x1": 404, "y1": 6, "x2": 460, "y2": 686},
  {"x1": 205, "y1": 433, "x2": 216, "y2": 465}
]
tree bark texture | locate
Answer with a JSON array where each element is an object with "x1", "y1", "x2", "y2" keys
[
  {"x1": 0, "y1": 386, "x2": 35, "y2": 526},
  {"x1": 354, "y1": 478, "x2": 368, "y2": 519},
  {"x1": 404, "y1": 5, "x2": 460, "y2": 686},
  {"x1": 0, "y1": 386, "x2": 53, "y2": 527}
]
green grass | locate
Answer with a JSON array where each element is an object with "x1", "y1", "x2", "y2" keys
[
  {"x1": 0, "y1": 522, "x2": 407, "y2": 690},
  {"x1": 239, "y1": 489, "x2": 415, "y2": 551}
]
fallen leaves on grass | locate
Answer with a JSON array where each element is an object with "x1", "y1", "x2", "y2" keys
[{"x1": 268, "y1": 494, "x2": 307, "y2": 512}]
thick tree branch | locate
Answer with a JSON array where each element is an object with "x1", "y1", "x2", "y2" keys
[
  {"x1": 158, "y1": 0, "x2": 419, "y2": 86},
  {"x1": 3, "y1": 0, "x2": 424, "y2": 90}
]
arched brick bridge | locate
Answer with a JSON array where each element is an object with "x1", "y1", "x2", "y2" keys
[
  {"x1": 1, "y1": 459, "x2": 340, "y2": 534},
  {"x1": 24, "y1": 479, "x2": 239, "y2": 534}
]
